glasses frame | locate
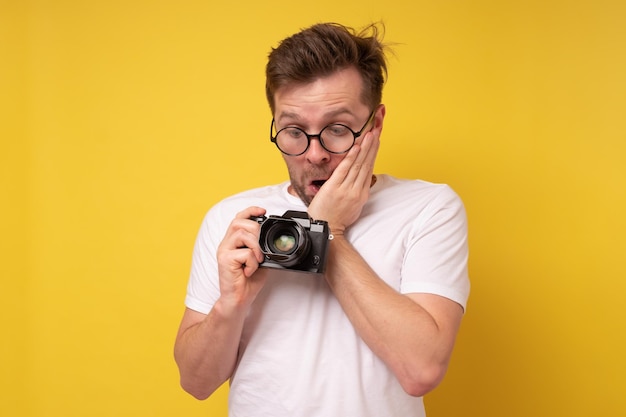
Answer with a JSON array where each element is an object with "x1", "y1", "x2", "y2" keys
[{"x1": 270, "y1": 109, "x2": 377, "y2": 156}]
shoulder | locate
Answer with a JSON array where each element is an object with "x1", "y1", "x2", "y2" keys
[
  {"x1": 209, "y1": 182, "x2": 288, "y2": 215},
  {"x1": 198, "y1": 182, "x2": 292, "y2": 235},
  {"x1": 219, "y1": 182, "x2": 289, "y2": 204},
  {"x1": 371, "y1": 175, "x2": 464, "y2": 212}
]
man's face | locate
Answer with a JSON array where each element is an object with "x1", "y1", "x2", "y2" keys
[{"x1": 273, "y1": 67, "x2": 376, "y2": 206}]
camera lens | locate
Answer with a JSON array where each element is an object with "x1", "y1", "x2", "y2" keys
[
  {"x1": 271, "y1": 233, "x2": 296, "y2": 253},
  {"x1": 261, "y1": 219, "x2": 311, "y2": 267}
]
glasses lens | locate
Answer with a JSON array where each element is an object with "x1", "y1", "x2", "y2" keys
[
  {"x1": 275, "y1": 128, "x2": 308, "y2": 155},
  {"x1": 320, "y1": 124, "x2": 355, "y2": 153}
]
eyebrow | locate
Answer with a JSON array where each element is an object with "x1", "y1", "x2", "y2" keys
[
  {"x1": 276, "y1": 108, "x2": 356, "y2": 125},
  {"x1": 275, "y1": 112, "x2": 301, "y2": 124}
]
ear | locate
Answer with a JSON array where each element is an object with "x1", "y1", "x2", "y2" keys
[{"x1": 374, "y1": 104, "x2": 386, "y2": 131}]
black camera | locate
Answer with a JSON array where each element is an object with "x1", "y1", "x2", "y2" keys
[{"x1": 251, "y1": 210, "x2": 331, "y2": 274}]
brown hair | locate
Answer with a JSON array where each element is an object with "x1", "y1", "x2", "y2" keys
[{"x1": 265, "y1": 22, "x2": 389, "y2": 113}]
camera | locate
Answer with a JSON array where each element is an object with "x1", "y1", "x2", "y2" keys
[{"x1": 250, "y1": 210, "x2": 331, "y2": 274}]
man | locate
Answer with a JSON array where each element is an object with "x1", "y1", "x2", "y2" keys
[{"x1": 174, "y1": 22, "x2": 470, "y2": 417}]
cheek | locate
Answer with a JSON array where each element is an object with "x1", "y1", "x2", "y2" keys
[
  {"x1": 282, "y1": 156, "x2": 304, "y2": 177},
  {"x1": 328, "y1": 155, "x2": 346, "y2": 170}
]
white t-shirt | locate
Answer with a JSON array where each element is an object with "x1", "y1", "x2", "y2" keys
[{"x1": 185, "y1": 174, "x2": 470, "y2": 417}]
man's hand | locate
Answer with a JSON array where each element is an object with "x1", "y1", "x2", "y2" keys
[
  {"x1": 216, "y1": 206, "x2": 268, "y2": 313},
  {"x1": 175, "y1": 206, "x2": 269, "y2": 400},
  {"x1": 308, "y1": 129, "x2": 380, "y2": 235}
]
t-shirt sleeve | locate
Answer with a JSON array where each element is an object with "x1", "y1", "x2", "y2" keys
[
  {"x1": 400, "y1": 185, "x2": 470, "y2": 311},
  {"x1": 184, "y1": 208, "x2": 224, "y2": 314}
]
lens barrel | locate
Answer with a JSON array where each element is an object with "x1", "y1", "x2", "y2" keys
[{"x1": 260, "y1": 219, "x2": 311, "y2": 267}]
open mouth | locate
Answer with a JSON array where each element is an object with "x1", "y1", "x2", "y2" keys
[{"x1": 310, "y1": 179, "x2": 327, "y2": 191}]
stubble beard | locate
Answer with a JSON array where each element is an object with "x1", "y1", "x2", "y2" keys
[
  {"x1": 290, "y1": 183, "x2": 313, "y2": 207},
  {"x1": 287, "y1": 166, "x2": 331, "y2": 207}
]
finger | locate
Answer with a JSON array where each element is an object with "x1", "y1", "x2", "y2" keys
[
  {"x1": 340, "y1": 133, "x2": 375, "y2": 191},
  {"x1": 234, "y1": 248, "x2": 262, "y2": 277},
  {"x1": 222, "y1": 225, "x2": 264, "y2": 262},
  {"x1": 354, "y1": 131, "x2": 379, "y2": 188},
  {"x1": 235, "y1": 206, "x2": 267, "y2": 220},
  {"x1": 230, "y1": 217, "x2": 262, "y2": 237},
  {"x1": 219, "y1": 241, "x2": 263, "y2": 277},
  {"x1": 324, "y1": 130, "x2": 378, "y2": 190},
  {"x1": 325, "y1": 141, "x2": 361, "y2": 186},
  {"x1": 228, "y1": 205, "x2": 266, "y2": 243},
  {"x1": 232, "y1": 227, "x2": 261, "y2": 249}
]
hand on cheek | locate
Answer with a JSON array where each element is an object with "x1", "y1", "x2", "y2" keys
[{"x1": 308, "y1": 131, "x2": 380, "y2": 235}]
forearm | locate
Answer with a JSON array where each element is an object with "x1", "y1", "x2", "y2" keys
[
  {"x1": 324, "y1": 235, "x2": 460, "y2": 396},
  {"x1": 174, "y1": 300, "x2": 247, "y2": 400},
  {"x1": 175, "y1": 206, "x2": 270, "y2": 399}
]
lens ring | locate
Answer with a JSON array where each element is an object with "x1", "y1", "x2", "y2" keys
[{"x1": 261, "y1": 219, "x2": 311, "y2": 267}]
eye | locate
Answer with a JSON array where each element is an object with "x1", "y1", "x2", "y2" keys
[
  {"x1": 283, "y1": 127, "x2": 305, "y2": 139},
  {"x1": 325, "y1": 124, "x2": 351, "y2": 138}
]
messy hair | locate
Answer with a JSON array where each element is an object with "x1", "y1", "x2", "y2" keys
[{"x1": 265, "y1": 22, "x2": 389, "y2": 113}]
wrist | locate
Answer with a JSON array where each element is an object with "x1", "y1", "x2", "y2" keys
[
  {"x1": 327, "y1": 232, "x2": 351, "y2": 258},
  {"x1": 328, "y1": 225, "x2": 346, "y2": 238},
  {"x1": 213, "y1": 296, "x2": 250, "y2": 321}
]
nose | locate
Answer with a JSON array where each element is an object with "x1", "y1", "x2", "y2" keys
[{"x1": 305, "y1": 137, "x2": 330, "y2": 164}]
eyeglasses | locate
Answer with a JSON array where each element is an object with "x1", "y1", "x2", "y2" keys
[{"x1": 270, "y1": 109, "x2": 376, "y2": 156}]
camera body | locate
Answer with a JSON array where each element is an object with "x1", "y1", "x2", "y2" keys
[{"x1": 251, "y1": 210, "x2": 331, "y2": 274}]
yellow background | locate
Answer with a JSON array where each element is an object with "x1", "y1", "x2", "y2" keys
[{"x1": 2, "y1": 0, "x2": 625, "y2": 416}]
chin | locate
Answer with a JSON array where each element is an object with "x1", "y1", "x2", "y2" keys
[{"x1": 290, "y1": 186, "x2": 313, "y2": 206}]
